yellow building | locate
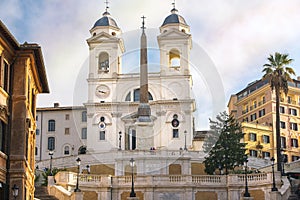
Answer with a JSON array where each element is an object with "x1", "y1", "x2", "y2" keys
[
  {"x1": 0, "y1": 20, "x2": 49, "y2": 199},
  {"x1": 241, "y1": 122, "x2": 273, "y2": 159},
  {"x1": 228, "y1": 78, "x2": 300, "y2": 163}
]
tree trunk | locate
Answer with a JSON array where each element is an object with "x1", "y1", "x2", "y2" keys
[{"x1": 275, "y1": 87, "x2": 282, "y2": 173}]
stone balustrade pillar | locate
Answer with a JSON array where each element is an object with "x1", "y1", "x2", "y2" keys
[{"x1": 270, "y1": 191, "x2": 281, "y2": 200}]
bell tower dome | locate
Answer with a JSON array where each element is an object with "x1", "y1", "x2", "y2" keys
[
  {"x1": 86, "y1": 2, "x2": 125, "y2": 103},
  {"x1": 157, "y1": 4, "x2": 192, "y2": 75}
]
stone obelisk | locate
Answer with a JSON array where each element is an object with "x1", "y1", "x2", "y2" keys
[
  {"x1": 136, "y1": 16, "x2": 154, "y2": 150},
  {"x1": 137, "y1": 16, "x2": 151, "y2": 122}
]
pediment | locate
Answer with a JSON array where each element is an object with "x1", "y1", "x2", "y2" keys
[
  {"x1": 87, "y1": 32, "x2": 119, "y2": 43},
  {"x1": 158, "y1": 29, "x2": 190, "y2": 39}
]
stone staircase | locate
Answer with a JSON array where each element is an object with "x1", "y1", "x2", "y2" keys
[{"x1": 34, "y1": 186, "x2": 59, "y2": 200}]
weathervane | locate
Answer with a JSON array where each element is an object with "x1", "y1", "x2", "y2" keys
[{"x1": 141, "y1": 16, "x2": 146, "y2": 32}]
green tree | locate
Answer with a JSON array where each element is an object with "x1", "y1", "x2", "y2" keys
[
  {"x1": 204, "y1": 112, "x2": 246, "y2": 175},
  {"x1": 262, "y1": 52, "x2": 295, "y2": 172}
]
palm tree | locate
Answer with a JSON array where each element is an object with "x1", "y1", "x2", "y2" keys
[{"x1": 262, "y1": 52, "x2": 295, "y2": 173}]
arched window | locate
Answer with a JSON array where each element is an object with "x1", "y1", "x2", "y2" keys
[
  {"x1": 48, "y1": 120, "x2": 55, "y2": 132},
  {"x1": 82, "y1": 111, "x2": 87, "y2": 122},
  {"x1": 125, "y1": 92, "x2": 131, "y2": 101},
  {"x1": 132, "y1": 89, "x2": 153, "y2": 102},
  {"x1": 98, "y1": 52, "x2": 109, "y2": 72},
  {"x1": 78, "y1": 146, "x2": 86, "y2": 154},
  {"x1": 64, "y1": 146, "x2": 70, "y2": 155},
  {"x1": 48, "y1": 137, "x2": 55, "y2": 150},
  {"x1": 169, "y1": 49, "x2": 180, "y2": 68}
]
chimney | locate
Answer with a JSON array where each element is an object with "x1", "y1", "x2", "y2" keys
[{"x1": 54, "y1": 102, "x2": 60, "y2": 108}]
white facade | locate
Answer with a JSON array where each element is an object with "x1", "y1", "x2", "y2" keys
[
  {"x1": 35, "y1": 104, "x2": 87, "y2": 162},
  {"x1": 85, "y1": 8, "x2": 195, "y2": 153},
  {"x1": 35, "y1": 7, "x2": 197, "y2": 162}
]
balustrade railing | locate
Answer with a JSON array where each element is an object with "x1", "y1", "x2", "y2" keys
[{"x1": 55, "y1": 171, "x2": 276, "y2": 188}]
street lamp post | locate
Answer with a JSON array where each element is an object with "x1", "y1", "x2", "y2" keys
[
  {"x1": 129, "y1": 158, "x2": 136, "y2": 197},
  {"x1": 74, "y1": 157, "x2": 81, "y2": 192},
  {"x1": 271, "y1": 157, "x2": 278, "y2": 191},
  {"x1": 119, "y1": 131, "x2": 122, "y2": 150},
  {"x1": 280, "y1": 148, "x2": 285, "y2": 176},
  {"x1": 49, "y1": 151, "x2": 53, "y2": 176},
  {"x1": 184, "y1": 130, "x2": 187, "y2": 150},
  {"x1": 244, "y1": 158, "x2": 250, "y2": 197},
  {"x1": 12, "y1": 184, "x2": 19, "y2": 200}
]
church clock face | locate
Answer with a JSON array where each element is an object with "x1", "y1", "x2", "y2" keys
[{"x1": 95, "y1": 85, "x2": 110, "y2": 98}]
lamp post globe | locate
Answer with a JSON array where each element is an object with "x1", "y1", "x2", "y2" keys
[{"x1": 74, "y1": 157, "x2": 81, "y2": 192}]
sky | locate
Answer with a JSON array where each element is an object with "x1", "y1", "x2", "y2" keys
[{"x1": 1, "y1": 0, "x2": 300, "y2": 130}]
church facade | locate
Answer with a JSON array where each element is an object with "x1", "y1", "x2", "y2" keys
[
  {"x1": 85, "y1": 7, "x2": 195, "y2": 153},
  {"x1": 36, "y1": 5, "x2": 197, "y2": 162}
]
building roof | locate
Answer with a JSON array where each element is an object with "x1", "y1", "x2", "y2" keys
[
  {"x1": 162, "y1": 8, "x2": 188, "y2": 26},
  {"x1": 0, "y1": 20, "x2": 49, "y2": 93},
  {"x1": 37, "y1": 105, "x2": 86, "y2": 112},
  {"x1": 92, "y1": 12, "x2": 119, "y2": 29}
]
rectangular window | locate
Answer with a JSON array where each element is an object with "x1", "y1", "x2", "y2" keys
[
  {"x1": 35, "y1": 147, "x2": 38, "y2": 156},
  {"x1": 48, "y1": 137, "x2": 55, "y2": 150},
  {"x1": 100, "y1": 131, "x2": 106, "y2": 140},
  {"x1": 82, "y1": 111, "x2": 87, "y2": 122},
  {"x1": 65, "y1": 114, "x2": 70, "y2": 120},
  {"x1": 262, "y1": 135, "x2": 270, "y2": 144},
  {"x1": 36, "y1": 129, "x2": 40, "y2": 135},
  {"x1": 249, "y1": 150, "x2": 258, "y2": 157},
  {"x1": 289, "y1": 108, "x2": 297, "y2": 116},
  {"x1": 288, "y1": 96, "x2": 292, "y2": 103},
  {"x1": 3, "y1": 61, "x2": 9, "y2": 92},
  {"x1": 290, "y1": 122, "x2": 298, "y2": 131},
  {"x1": 262, "y1": 151, "x2": 270, "y2": 158},
  {"x1": 48, "y1": 120, "x2": 55, "y2": 132},
  {"x1": 291, "y1": 138, "x2": 298, "y2": 148},
  {"x1": 258, "y1": 109, "x2": 265, "y2": 117},
  {"x1": 281, "y1": 137, "x2": 286, "y2": 148},
  {"x1": 249, "y1": 132, "x2": 257, "y2": 141},
  {"x1": 0, "y1": 121, "x2": 5, "y2": 152},
  {"x1": 81, "y1": 128, "x2": 87, "y2": 139},
  {"x1": 65, "y1": 128, "x2": 70, "y2": 135},
  {"x1": 250, "y1": 113, "x2": 257, "y2": 121},
  {"x1": 280, "y1": 121, "x2": 286, "y2": 129},
  {"x1": 173, "y1": 129, "x2": 179, "y2": 138},
  {"x1": 253, "y1": 101, "x2": 257, "y2": 109},
  {"x1": 280, "y1": 106, "x2": 285, "y2": 114}
]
